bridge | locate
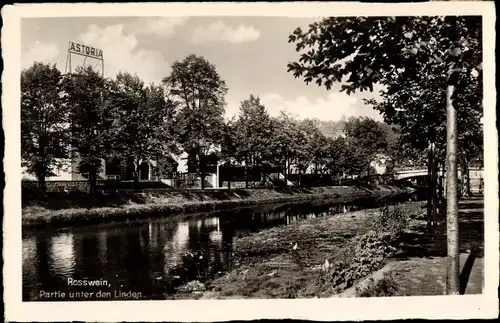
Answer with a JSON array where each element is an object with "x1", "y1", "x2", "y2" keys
[{"x1": 394, "y1": 167, "x2": 429, "y2": 180}]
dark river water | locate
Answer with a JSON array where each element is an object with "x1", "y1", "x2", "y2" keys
[{"x1": 22, "y1": 191, "x2": 421, "y2": 301}]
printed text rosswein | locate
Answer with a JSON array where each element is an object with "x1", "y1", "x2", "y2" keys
[{"x1": 67, "y1": 278, "x2": 110, "y2": 287}]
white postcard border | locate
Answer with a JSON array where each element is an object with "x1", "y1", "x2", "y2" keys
[{"x1": 2, "y1": 2, "x2": 498, "y2": 321}]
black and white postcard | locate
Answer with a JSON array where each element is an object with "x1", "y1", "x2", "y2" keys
[{"x1": 2, "y1": 1, "x2": 498, "y2": 321}]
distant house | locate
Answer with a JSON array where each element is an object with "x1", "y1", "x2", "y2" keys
[
  {"x1": 315, "y1": 119, "x2": 347, "y2": 139},
  {"x1": 370, "y1": 153, "x2": 391, "y2": 175}
]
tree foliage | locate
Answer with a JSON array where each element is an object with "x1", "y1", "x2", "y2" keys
[
  {"x1": 345, "y1": 116, "x2": 388, "y2": 172},
  {"x1": 21, "y1": 62, "x2": 70, "y2": 194},
  {"x1": 163, "y1": 54, "x2": 227, "y2": 188},
  {"x1": 288, "y1": 16, "x2": 481, "y2": 93},
  {"x1": 234, "y1": 95, "x2": 274, "y2": 167},
  {"x1": 287, "y1": 16, "x2": 483, "y2": 168},
  {"x1": 63, "y1": 66, "x2": 115, "y2": 193},
  {"x1": 108, "y1": 72, "x2": 178, "y2": 188}
]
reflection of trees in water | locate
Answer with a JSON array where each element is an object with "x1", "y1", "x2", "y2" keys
[
  {"x1": 22, "y1": 237, "x2": 38, "y2": 281},
  {"x1": 24, "y1": 232, "x2": 77, "y2": 298},
  {"x1": 146, "y1": 222, "x2": 175, "y2": 274},
  {"x1": 163, "y1": 221, "x2": 189, "y2": 276},
  {"x1": 73, "y1": 232, "x2": 106, "y2": 283},
  {"x1": 115, "y1": 226, "x2": 151, "y2": 291},
  {"x1": 32, "y1": 237, "x2": 55, "y2": 298},
  {"x1": 66, "y1": 222, "x2": 179, "y2": 298},
  {"x1": 165, "y1": 216, "x2": 234, "y2": 286},
  {"x1": 97, "y1": 231, "x2": 107, "y2": 267},
  {"x1": 22, "y1": 236, "x2": 41, "y2": 300},
  {"x1": 49, "y1": 233, "x2": 76, "y2": 280},
  {"x1": 99, "y1": 221, "x2": 178, "y2": 297}
]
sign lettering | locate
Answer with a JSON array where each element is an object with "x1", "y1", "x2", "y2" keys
[{"x1": 69, "y1": 41, "x2": 103, "y2": 59}]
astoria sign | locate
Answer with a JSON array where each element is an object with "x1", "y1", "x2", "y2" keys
[{"x1": 69, "y1": 41, "x2": 103, "y2": 59}]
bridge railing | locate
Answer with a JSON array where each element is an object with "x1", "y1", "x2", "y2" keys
[{"x1": 394, "y1": 166, "x2": 427, "y2": 173}]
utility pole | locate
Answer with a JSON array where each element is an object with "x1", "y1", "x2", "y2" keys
[
  {"x1": 446, "y1": 83, "x2": 460, "y2": 295},
  {"x1": 427, "y1": 141, "x2": 435, "y2": 234}
]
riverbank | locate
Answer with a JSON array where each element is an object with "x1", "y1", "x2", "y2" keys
[
  {"x1": 178, "y1": 197, "x2": 483, "y2": 299},
  {"x1": 170, "y1": 201, "x2": 424, "y2": 299},
  {"x1": 22, "y1": 184, "x2": 408, "y2": 230}
]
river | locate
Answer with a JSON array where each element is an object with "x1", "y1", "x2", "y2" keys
[{"x1": 22, "y1": 191, "x2": 422, "y2": 301}]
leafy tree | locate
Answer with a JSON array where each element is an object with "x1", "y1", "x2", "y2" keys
[
  {"x1": 345, "y1": 117, "x2": 388, "y2": 176},
  {"x1": 310, "y1": 124, "x2": 329, "y2": 175},
  {"x1": 268, "y1": 112, "x2": 300, "y2": 185},
  {"x1": 108, "y1": 72, "x2": 178, "y2": 190},
  {"x1": 63, "y1": 66, "x2": 115, "y2": 194},
  {"x1": 154, "y1": 155, "x2": 179, "y2": 179},
  {"x1": 324, "y1": 136, "x2": 349, "y2": 178},
  {"x1": 219, "y1": 118, "x2": 239, "y2": 189},
  {"x1": 376, "y1": 122, "x2": 405, "y2": 170},
  {"x1": 287, "y1": 16, "x2": 482, "y2": 294},
  {"x1": 294, "y1": 119, "x2": 326, "y2": 185},
  {"x1": 163, "y1": 54, "x2": 228, "y2": 189},
  {"x1": 21, "y1": 62, "x2": 70, "y2": 195},
  {"x1": 455, "y1": 79, "x2": 483, "y2": 195},
  {"x1": 234, "y1": 95, "x2": 274, "y2": 187},
  {"x1": 287, "y1": 16, "x2": 481, "y2": 160}
]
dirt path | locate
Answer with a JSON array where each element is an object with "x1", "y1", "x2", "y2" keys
[{"x1": 353, "y1": 197, "x2": 484, "y2": 297}]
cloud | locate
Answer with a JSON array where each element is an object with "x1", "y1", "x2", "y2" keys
[
  {"x1": 129, "y1": 17, "x2": 188, "y2": 38},
  {"x1": 22, "y1": 42, "x2": 60, "y2": 69},
  {"x1": 78, "y1": 24, "x2": 170, "y2": 84},
  {"x1": 192, "y1": 21, "x2": 260, "y2": 44},
  {"x1": 257, "y1": 92, "x2": 384, "y2": 122}
]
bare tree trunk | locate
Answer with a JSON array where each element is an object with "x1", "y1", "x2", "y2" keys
[
  {"x1": 283, "y1": 159, "x2": 288, "y2": 186},
  {"x1": 37, "y1": 171, "x2": 47, "y2": 197},
  {"x1": 244, "y1": 155, "x2": 248, "y2": 189},
  {"x1": 427, "y1": 145, "x2": 433, "y2": 233},
  {"x1": 89, "y1": 169, "x2": 97, "y2": 196},
  {"x1": 36, "y1": 156, "x2": 47, "y2": 197},
  {"x1": 446, "y1": 84, "x2": 460, "y2": 295},
  {"x1": 133, "y1": 161, "x2": 140, "y2": 192},
  {"x1": 200, "y1": 154, "x2": 205, "y2": 190},
  {"x1": 427, "y1": 142, "x2": 436, "y2": 234},
  {"x1": 431, "y1": 144, "x2": 438, "y2": 233},
  {"x1": 287, "y1": 157, "x2": 291, "y2": 185},
  {"x1": 464, "y1": 157, "x2": 470, "y2": 196},
  {"x1": 437, "y1": 162, "x2": 444, "y2": 203}
]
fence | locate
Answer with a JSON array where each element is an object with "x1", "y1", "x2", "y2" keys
[{"x1": 22, "y1": 179, "x2": 172, "y2": 193}]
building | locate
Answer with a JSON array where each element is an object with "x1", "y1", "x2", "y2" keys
[{"x1": 22, "y1": 154, "x2": 184, "y2": 182}]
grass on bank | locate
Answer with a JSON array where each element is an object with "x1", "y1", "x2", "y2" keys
[{"x1": 22, "y1": 186, "x2": 399, "y2": 229}]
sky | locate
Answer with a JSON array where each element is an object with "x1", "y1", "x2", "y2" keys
[{"x1": 21, "y1": 16, "x2": 384, "y2": 122}]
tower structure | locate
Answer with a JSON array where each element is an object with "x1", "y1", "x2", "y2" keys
[
  {"x1": 64, "y1": 41, "x2": 104, "y2": 76},
  {"x1": 64, "y1": 41, "x2": 106, "y2": 180}
]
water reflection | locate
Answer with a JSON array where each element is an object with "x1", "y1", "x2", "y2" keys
[
  {"x1": 49, "y1": 233, "x2": 75, "y2": 279},
  {"x1": 23, "y1": 192, "x2": 419, "y2": 301},
  {"x1": 97, "y1": 231, "x2": 107, "y2": 267}
]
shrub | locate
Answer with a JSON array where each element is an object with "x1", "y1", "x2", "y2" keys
[
  {"x1": 318, "y1": 207, "x2": 409, "y2": 293},
  {"x1": 326, "y1": 230, "x2": 399, "y2": 291},
  {"x1": 355, "y1": 273, "x2": 400, "y2": 297},
  {"x1": 372, "y1": 205, "x2": 408, "y2": 236}
]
